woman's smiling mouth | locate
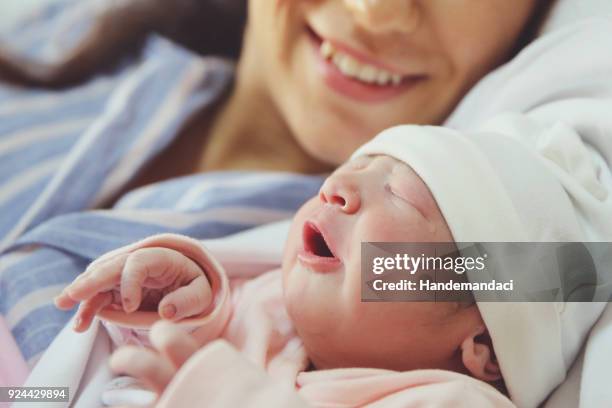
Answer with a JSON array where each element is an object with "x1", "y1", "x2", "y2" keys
[
  {"x1": 306, "y1": 25, "x2": 426, "y2": 103},
  {"x1": 319, "y1": 39, "x2": 404, "y2": 86},
  {"x1": 298, "y1": 221, "x2": 342, "y2": 273}
]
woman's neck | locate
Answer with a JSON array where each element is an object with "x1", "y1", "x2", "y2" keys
[{"x1": 200, "y1": 69, "x2": 331, "y2": 174}]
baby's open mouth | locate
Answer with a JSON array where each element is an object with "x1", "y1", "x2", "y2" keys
[{"x1": 303, "y1": 221, "x2": 335, "y2": 258}]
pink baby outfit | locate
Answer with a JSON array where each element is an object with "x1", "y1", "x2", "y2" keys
[{"x1": 98, "y1": 233, "x2": 514, "y2": 408}]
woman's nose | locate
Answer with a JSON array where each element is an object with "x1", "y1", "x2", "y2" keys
[
  {"x1": 319, "y1": 176, "x2": 361, "y2": 214},
  {"x1": 343, "y1": 0, "x2": 421, "y2": 35}
]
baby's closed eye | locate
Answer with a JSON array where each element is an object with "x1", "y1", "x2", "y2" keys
[{"x1": 384, "y1": 181, "x2": 429, "y2": 220}]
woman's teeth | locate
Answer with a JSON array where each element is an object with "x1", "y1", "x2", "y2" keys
[{"x1": 319, "y1": 40, "x2": 403, "y2": 86}]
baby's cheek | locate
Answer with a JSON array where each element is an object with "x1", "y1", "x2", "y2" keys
[
  {"x1": 432, "y1": 218, "x2": 454, "y2": 242},
  {"x1": 367, "y1": 215, "x2": 432, "y2": 242},
  {"x1": 417, "y1": 193, "x2": 454, "y2": 241}
]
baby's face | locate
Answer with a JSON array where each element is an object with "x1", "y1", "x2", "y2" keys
[{"x1": 282, "y1": 156, "x2": 483, "y2": 371}]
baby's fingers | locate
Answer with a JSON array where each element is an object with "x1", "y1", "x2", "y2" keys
[
  {"x1": 119, "y1": 249, "x2": 165, "y2": 313},
  {"x1": 158, "y1": 275, "x2": 212, "y2": 320},
  {"x1": 120, "y1": 248, "x2": 204, "y2": 314},
  {"x1": 73, "y1": 291, "x2": 113, "y2": 332},
  {"x1": 54, "y1": 271, "x2": 97, "y2": 310},
  {"x1": 150, "y1": 321, "x2": 199, "y2": 368},
  {"x1": 54, "y1": 291, "x2": 79, "y2": 310},
  {"x1": 65, "y1": 253, "x2": 129, "y2": 301},
  {"x1": 110, "y1": 346, "x2": 175, "y2": 394}
]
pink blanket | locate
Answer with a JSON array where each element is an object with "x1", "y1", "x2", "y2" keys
[
  {"x1": 100, "y1": 233, "x2": 514, "y2": 407},
  {"x1": 158, "y1": 341, "x2": 515, "y2": 407},
  {"x1": 0, "y1": 316, "x2": 29, "y2": 387}
]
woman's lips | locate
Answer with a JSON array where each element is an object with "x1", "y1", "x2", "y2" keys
[
  {"x1": 298, "y1": 221, "x2": 342, "y2": 273},
  {"x1": 306, "y1": 25, "x2": 425, "y2": 103}
]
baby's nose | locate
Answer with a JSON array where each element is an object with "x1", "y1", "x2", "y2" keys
[
  {"x1": 343, "y1": 0, "x2": 421, "y2": 35},
  {"x1": 319, "y1": 176, "x2": 361, "y2": 214}
]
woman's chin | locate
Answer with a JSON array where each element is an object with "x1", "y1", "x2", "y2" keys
[{"x1": 292, "y1": 126, "x2": 360, "y2": 165}]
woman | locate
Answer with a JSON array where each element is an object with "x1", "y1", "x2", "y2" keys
[
  {"x1": 2, "y1": 0, "x2": 612, "y2": 405},
  {"x1": 0, "y1": 0, "x2": 550, "y2": 176}
]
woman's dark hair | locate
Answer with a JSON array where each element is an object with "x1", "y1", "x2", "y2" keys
[
  {"x1": 509, "y1": 0, "x2": 558, "y2": 59},
  {"x1": 0, "y1": 0, "x2": 247, "y2": 89}
]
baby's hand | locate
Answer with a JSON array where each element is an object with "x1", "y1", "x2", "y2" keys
[
  {"x1": 109, "y1": 321, "x2": 200, "y2": 395},
  {"x1": 54, "y1": 247, "x2": 213, "y2": 332}
]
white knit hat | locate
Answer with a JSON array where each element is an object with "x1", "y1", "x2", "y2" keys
[{"x1": 351, "y1": 124, "x2": 608, "y2": 408}]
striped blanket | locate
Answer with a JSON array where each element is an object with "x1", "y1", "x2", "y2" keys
[{"x1": 0, "y1": 1, "x2": 324, "y2": 365}]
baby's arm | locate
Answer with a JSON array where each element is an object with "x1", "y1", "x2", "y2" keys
[
  {"x1": 109, "y1": 321, "x2": 201, "y2": 394},
  {"x1": 55, "y1": 244, "x2": 212, "y2": 332},
  {"x1": 109, "y1": 321, "x2": 311, "y2": 407}
]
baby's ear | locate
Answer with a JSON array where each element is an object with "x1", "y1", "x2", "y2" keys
[{"x1": 460, "y1": 326, "x2": 501, "y2": 382}]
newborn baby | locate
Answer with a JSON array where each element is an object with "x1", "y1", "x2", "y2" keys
[{"x1": 55, "y1": 155, "x2": 510, "y2": 407}]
